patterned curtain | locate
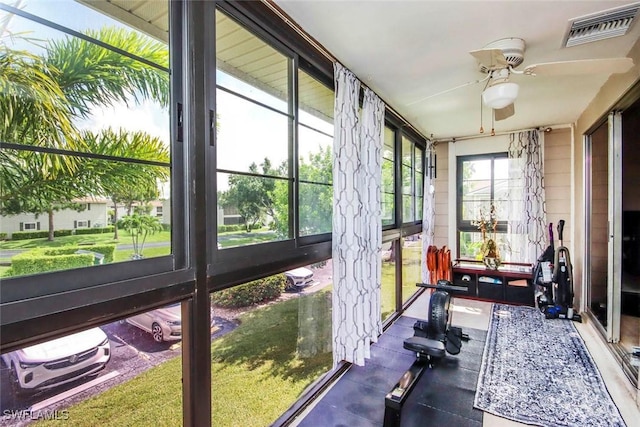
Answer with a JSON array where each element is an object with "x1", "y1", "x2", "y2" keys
[
  {"x1": 332, "y1": 62, "x2": 384, "y2": 367},
  {"x1": 421, "y1": 140, "x2": 436, "y2": 284},
  {"x1": 507, "y1": 130, "x2": 547, "y2": 264}
]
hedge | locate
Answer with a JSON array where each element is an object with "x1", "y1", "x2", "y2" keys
[
  {"x1": 74, "y1": 226, "x2": 114, "y2": 235},
  {"x1": 0, "y1": 233, "x2": 7, "y2": 240},
  {"x1": 10, "y1": 227, "x2": 114, "y2": 240},
  {"x1": 211, "y1": 274, "x2": 285, "y2": 308},
  {"x1": 8, "y1": 244, "x2": 116, "y2": 276},
  {"x1": 217, "y1": 224, "x2": 244, "y2": 233}
]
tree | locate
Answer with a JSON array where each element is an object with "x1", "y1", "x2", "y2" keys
[
  {"x1": 220, "y1": 159, "x2": 278, "y2": 232},
  {"x1": 271, "y1": 146, "x2": 333, "y2": 238},
  {"x1": 81, "y1": 128, "x2": 169, "y2": 240},
  {"x1": 119, "y1": 214, "x2": 163, "y2": 259},
  {"x1": 0, "y1": 27, "x2": 170, "y2": 239}
]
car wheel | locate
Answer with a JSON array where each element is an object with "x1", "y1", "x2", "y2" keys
[
  {"x1": 9, "y1": 363, "x2": 26, "y2": 396},
  {"x1": 285, "y1": 277, "x2": 296, "y2": 292},
  {"x1": 151, "y1": 323, "x2": 164, "y2": 342}
]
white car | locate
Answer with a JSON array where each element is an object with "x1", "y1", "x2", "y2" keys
[
  {"x1": 2, "y1": 328, "x2": 111, "y2": 393},
  {"x1": 125, "y1": 303, "x2": 182, "y2": 343},
  {"x1": 284, "y1": 267, "x2": 315, "y2": 291},
  {"x1": 125, "y1": 303, "x2": 215, "y2": 343}
]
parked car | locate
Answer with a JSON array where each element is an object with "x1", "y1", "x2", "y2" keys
[
  {"x1": 1, "y1": 327, "x2": 111, "y2": 394},
  {"x1": 284, "y1": 267, "x2": 315, "y2": 291},
  {"x1": 125, "y1": 303, "x2": 215, "y2": 343}
]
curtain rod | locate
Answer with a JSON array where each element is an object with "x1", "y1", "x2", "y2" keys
[
  {"x1": 433, "y1": 123, "x2": 573, "y2": 144},
  {"x1": 262, "y1": 0, "x2": 428, "y2": 142}
]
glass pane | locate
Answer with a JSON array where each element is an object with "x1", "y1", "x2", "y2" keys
[
  {"x1": 381, "y1": 240, "x2": 397, "y2": 320},
  {"x1": 383, "y1": 127, "x2": 395, "y2": 160},
  {"x1": 217, "y1": 173, "x2": 289, "y2": 246},
  {"x1": 494, "y1": 157, "x2": 509, "y2": 179},
  {"x1": 299, "y1": 183, "x2": 332, "y2": 236},
  {"x1": 403, "y1": 195, "x2": 414, "y2": 223},
  {"x1": 299, "y1": 128, "x2": 332, "y2": 184},
  {"x1": 216, "y1": 89, "x2": 288, "y2": 176},
  {"x1": 299, "y1": 69, "x2": 334, "y2": 131},
  {"x1": 0, "y1": 1, "x2": 172, "y2": 278},
  {"x1": 402, "y1": 234, "x2": 422, "y2": 304},
  {"x1": 216, "y1": 10, "x2": 289, "y2": 113},
  {"x1": 210, "y1": 263, "x2": 333, "y2": 426},
  {"x1": 0, "y1": 306, "x2": 185, "y2": 422},
  {"x1": 402, "y1": 164, "x2": 412, "y2": 195},
  {"x1": 459, "y1": 231, "x2": 515, "y2": 261},
  {"x1": 462, "y1": 200, "x2": 492, "y2": 222},
  {"x1": 401, "y1": 136, "x2": 412, "y2": 166},
  {"x1": 382, "y1": 158, "x2": 395, "y2": 193},
  {"x1": 416, "y1": 170, "x2": 424, "y2": 197},
  {"x1": 382, "y1": 193, "x2": 395, "y2": 226},
  {"x1": 415, "y1": 147, "x2": 423, "y2": 173}
]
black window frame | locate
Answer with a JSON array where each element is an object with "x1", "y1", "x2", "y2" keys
[
  {"x1": 0, "y1": 0, "x2": 192, "y2": 351},
  {"x1": 456, "y1": 152, "x2": 509, "y2": 258}
]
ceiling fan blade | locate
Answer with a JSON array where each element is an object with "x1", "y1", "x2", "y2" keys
[
  {"x1": 523, "y1": 58, "x2": 634, "y2": 76},
  {"x1": 495, "y1": 103, "x2": 515, "y2": 121},
  {"x1": 406, "y1": 75, "x2": 489, "y2": 106},
  {"x1": 469, "y1": 48, "x2": 508, "y2": 69}
]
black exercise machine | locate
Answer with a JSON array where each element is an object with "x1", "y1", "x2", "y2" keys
[{"x1": 383, "y1": 281, "x2": 469, "y2": 427}]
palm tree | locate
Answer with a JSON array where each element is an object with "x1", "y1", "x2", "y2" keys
[
  {"x1": 1, "y1": 25, "x2": 170, "y2": 240},
  {"x1": 81, "y1": 128, "x2": 170, "y2": 240},
  {"x1": 119, "y1": 214, "x2": 164, "y2": 259}
]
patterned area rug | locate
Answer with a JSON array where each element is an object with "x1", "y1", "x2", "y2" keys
[{"x1": 474, "y1": 304, "x2": 626, "y2": 427}]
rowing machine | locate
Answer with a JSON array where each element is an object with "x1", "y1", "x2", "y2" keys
[{"x1": 383, "y1": 280, "x2": 468, "y2": 427}]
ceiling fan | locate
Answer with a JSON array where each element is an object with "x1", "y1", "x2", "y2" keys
[{"x1": 410, "y1": 37, "x2": 634, "y2": 122}]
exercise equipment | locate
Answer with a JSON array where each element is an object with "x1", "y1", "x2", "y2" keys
[{"x1": 383, "y1": 281, "x2": 468, "y2": 427}]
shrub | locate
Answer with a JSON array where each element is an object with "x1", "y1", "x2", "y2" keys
[
  {"x1": 10, "y1": 231, "x2": 49, "y2": 240},
  {"x1": 0, "y1": 233, "x2": 7, "y2": 240},
  {"x1": 218, "y1": 224, "x2": 244, "y2": 233},
  {"x1": 75, "y1": 226, "x2": 114, "y2": 235},
  {"x1": 9, "y1": 250, "x2": 94, "y2": 276},
  {"x1": 7, "y1": 244, "x2": 117, "y2": 276},
  {"x1": 54, "y1": 229, "x2": 73, "y2": 237},
  {"x1": 211, "y1": 274, "x2": 285, "y2": 308}
]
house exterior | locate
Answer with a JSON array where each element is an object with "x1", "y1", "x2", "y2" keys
[{"x1": 0, "y1": 198, "x2": 109, "y2": 238}]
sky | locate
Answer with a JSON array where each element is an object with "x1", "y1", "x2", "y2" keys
[{"x1": 1, "y1": 0, "x2": 334, "y2": 194}]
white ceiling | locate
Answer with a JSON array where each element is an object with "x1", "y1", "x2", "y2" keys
[{"x1": 274, "y1": 1, "x2": 640, "y2": 140}]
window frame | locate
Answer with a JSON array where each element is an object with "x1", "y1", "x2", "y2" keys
[
  {"x1": 0, "y1": 0, "x2": 193, "y2": 351},
  {"x1": 456, "y1": 152, "x2": 509, "y2": 258}
]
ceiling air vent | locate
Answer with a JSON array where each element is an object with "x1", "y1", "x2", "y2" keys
[{"x1": 564, "y1": 2, "x2": 640, "y2": 47}]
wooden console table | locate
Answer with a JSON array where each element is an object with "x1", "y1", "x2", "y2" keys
[{"x1": 450, "y1": 261, "x2": 534, "y2": 306}]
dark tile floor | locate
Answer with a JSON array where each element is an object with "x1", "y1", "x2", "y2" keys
[{"x1": 297, "y1": 316, "x2": 487, "y2": 427}]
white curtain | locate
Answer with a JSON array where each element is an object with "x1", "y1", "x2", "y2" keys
[
  {"x1": 421, "y1": 140, "x2": 436, "y2": 284},
  {"x1": 332, "y1": 62, "x2": 384, "y2": 367},
  {"x1": 508, "y1": 130, "x2": 547, "y2": 264}
]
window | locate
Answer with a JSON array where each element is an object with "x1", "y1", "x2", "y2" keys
[
  {"x1": 0, "y1": 0, "x2": 186, "y2": 348},
  {"x1": 210, "y1": 263, "x2": 332, "y2": 426},
  {"x1": 297, "y1": 69, "x2": 334, "y2": 238},
  {"x1": 382, "y1": 127, "x2": 395, "y2": 226},
  {"x1": 156, "y1": 206, "x2": 163, "y2": 218},
  {"x1": 215, "y1": 10, "x2": 292, "y2": 247},
  {"x1": 23, "y1": 222, "x2": 37, "y2": 231},
  {"x1": 1, "y1": 1, "x2": 175, "y2": 280},
  {"x1": 401, "y1": 135, "x2": 424, "y2": 223},
  {"x1": 457, "y1": 153, "x2": 509, "y2": 259}
]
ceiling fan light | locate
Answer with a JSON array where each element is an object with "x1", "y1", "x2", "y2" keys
[{"x1": 482, "y1": 82, "x2": 519, "y2": 109}]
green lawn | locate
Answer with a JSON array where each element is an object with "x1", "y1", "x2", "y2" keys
[
  {"x1": 37, "y1": 291, "x2": 333, "y2": 427},
  {"x1": 0, "y1": 231, "x2": 172, "y2": 250}
]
